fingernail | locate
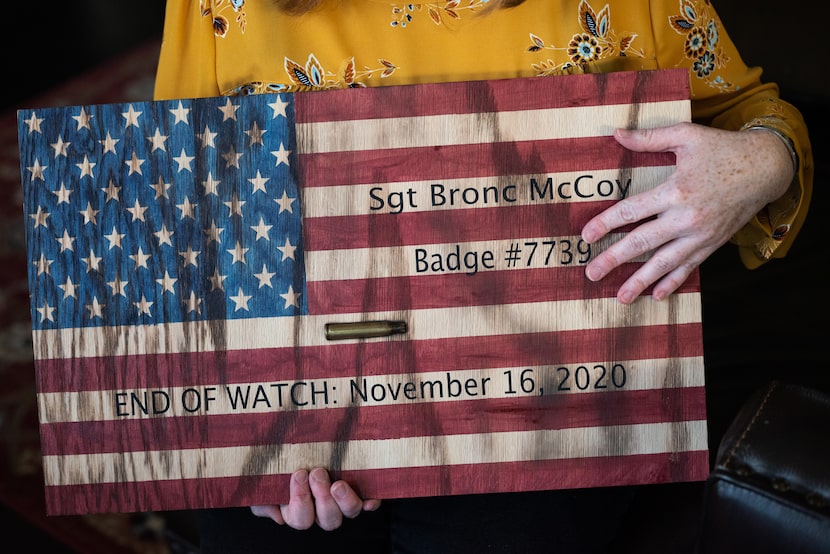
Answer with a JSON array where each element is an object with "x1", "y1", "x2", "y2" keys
[
  {"x1": 331, "y1": 482, "x2": 346, "y2": 500},
  {"x1": 585, "y1": 266, "x2": 600, "y2": 281}
]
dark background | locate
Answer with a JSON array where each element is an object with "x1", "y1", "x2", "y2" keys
[{"x1": 4, "y1": 1, "x2": 167, "y2": 111}]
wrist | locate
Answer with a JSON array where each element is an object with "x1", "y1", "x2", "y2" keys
[{"x1": 743, "y1": 124, "x2": 799, "y2": 175}]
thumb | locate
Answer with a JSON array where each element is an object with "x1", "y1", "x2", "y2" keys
[{"x1": 613, "y1": 124, "x2": 683, "y2": 153}]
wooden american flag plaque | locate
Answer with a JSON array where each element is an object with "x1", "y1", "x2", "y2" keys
[{"x1": 17, "y1": 68, "x2": 707, "y2": 516}]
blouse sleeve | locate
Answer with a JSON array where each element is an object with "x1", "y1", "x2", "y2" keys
[
  {"x1": 154, "y1": 0, "x2": 222, "y2": 101},
  {"x1": 649, "y1": 0, "x2": 813, "y2": 269}
]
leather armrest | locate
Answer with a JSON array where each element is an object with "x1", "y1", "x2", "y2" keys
[{"x1": 697, "y1": 381, "x2": 830, "y2": 553}]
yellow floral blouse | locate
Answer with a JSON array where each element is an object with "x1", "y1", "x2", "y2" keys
[{"x1": 154, "y1": 0, "x2": 813, "y2": 268}]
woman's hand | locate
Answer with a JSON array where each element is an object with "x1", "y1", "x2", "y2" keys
[
  {"x1": 581, "y1": 122, "x2": 795, "y2": 304},
  {"x1": 250, "y1": 468, "x2": 382, "y2": 531}
]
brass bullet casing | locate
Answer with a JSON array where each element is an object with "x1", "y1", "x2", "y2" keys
[{"x1": 324, "y1": 320, "x2": 408, "y2": 340}]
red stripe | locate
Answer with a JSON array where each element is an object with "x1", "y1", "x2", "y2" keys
[
  {"x1": 304, "y1": 203, "x2": 603, "y2": 251},
  {"x1": 35, "y1": 321, "x2": 703, "y2": 393},
  {"x1": 303, "y1": 201, "x2": 618, "y2": 251},
  {"x1": 40, "y1": 386, "x2": 707, "y2": 456},
  {"x1": 298, "y1": 136, "x2": 675, "y2": 187},
  {"x1": 44, "y1": 450, "x2": 708, "y2": 515},
  {"x1": 294, "y1": 69, "x2": 689, "y2": 123},
  {"x1": 306, "y1": 264, "x2": 700, "y2": 314}
]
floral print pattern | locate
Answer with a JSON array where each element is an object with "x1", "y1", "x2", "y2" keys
[
  {"x1": 523, "y1": 0, "x2": 738, "y2": 92},
  {"x1": 204, "y1": 0, "x2": 247, "y2": 38},
  {"x1": 527, "y1": 1, "x2": 644, "y2": 76},
  {"x1": 390, "y1": 1, "x2": 493, "y2": 28},
  {"x1": 221, "y1": 0, "x2": 739, "y2": 95},
  {"x1": 283, "y1": 53, "x2": 398, "y2": 91},
  {"x1": 667, "y1": 0, "x2": 737, "y2": 91},
  {"x1": 228, "y1": 54, "x2": 399, "y2": 95}
]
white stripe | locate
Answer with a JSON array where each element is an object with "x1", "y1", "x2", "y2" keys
[
  {"x1": 32, "y1": 293, "x2": 702, "y2": 359},
  {"x1": 296, "y1": 101, "x2": 691, "y2": 153},
  {"x1": 42, "y1": 420, "x2": 708, "y2": 486},
  {"x1": 38, "y1": 355, "x2": 705, "y2": 423},
  {"x1": 301, "y1": 166, "x2": 676, "y2": 217},
  {"x1": 305, "y1": 233, "x2": 631, "y2": 281}
]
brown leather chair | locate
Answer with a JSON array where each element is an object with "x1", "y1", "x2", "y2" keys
[{"x1": 696, "y1": 381, "x2": 830, "y2": 553}]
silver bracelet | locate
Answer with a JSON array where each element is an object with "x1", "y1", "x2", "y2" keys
[{"x1": 745, "y1": 125, "x2": 799, "y2": 174}]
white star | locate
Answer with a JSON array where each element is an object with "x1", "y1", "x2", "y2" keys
[
  {"x1": 147, "y1": 128, "x2": 168, "y2": 152},
  {"x1": 85, "y1": 297, "x2": 105, "y2": 319},
  {"x1": 280, "y1": 285, "x2": 301, "y2": 309},
  {"x1": 126, "y1": 151, "x2": 144, "y2": 175},
  {"x1": 170, "y1": 101, "x2": 190, "y2": 124},
  {"x1": 53, "y1": 182, "x2": 73, "y2": 204},
  {"x1": 251, "y1": 217, "x2": 272, "y2": 241},
  {"x1": 104, "y1": 226, "x2": 125, "y2": 249},
  {"x1": 154, "y1": 223, "x2": 174, "y2": 246},
  {"x1": 209, "y1": 268, "x2": 227, "y2": 291},
  {"x1": 76, "y1": 155, "x2": 96, "y2": 179},
  {"x1": 130, "y1": 247, "x2": 152, "y2": 270},
  {"x1": 202, "y1": 172, "x2": 221, "y2": 196},
  {"x1": 50, "y1": 136, "x2": 70, "y2": 157},
  {"x1": 177, "y1": 197, "x2": 196, "y2": 219},
  {"x1": 134, "y1": 295, "x2": 154, "y2": 317},
  {"x1": 73, "y1": 107, "x2": 93, "y2": 130},
  {"x1": 102, "y1": 179, "x2": 121, "y2": 202},
  {"x1": 224, "y1": 192, "x2": 245, "y2": 217},
  {"x1": 277, "y1": 237, "x2": 297, "y2": 261},
  {"x1": 150, "y1": 175, "x2": 171, "y2": 199},
  {"x1": 33, "y1": 254, "x2": 53, "y2": 276},
  {"x1": 271, "y1": 142, "x2": 291, "y2": 167},
  {"x1": 203, "y1": 220, "x2": 224, "y2": 244},
  {"x1": 248, "y1": 170, "x2": 269, "y2": 194},
  {"x1": 122, "y1": 104, "x2": 142, "y2": 128},
  {"x1": 274, "y1": 191, "x2": 295, "y2": 214},
  {"x1": 36, "y1": 302, "x2": 55, "y2": 323},
  {"x1": 126, "y1": 199, "x2": 148, "y2": 222},
  {"x1": 268, "y1": 95, "x2": 289, "y2": 118},
  {"x1": 30, "y1": 206, "x2": 50, "y2": 228},
  {"x1": 99, "y1": 132, "x2": 120, "y2": 154},
  {"x1": 157, "y1": 271, "x2": 178, "y2": 294},
  {"x1": 254, "y1": 264, "x2": 275, "y2": 288},
  {"x1": 221, "y1": 145, "x2": 243, "y2": 169},
  {"x1": 55, "y1": 230, "x2": 76, "y2": 252},
  {"x1": 82, "y1": 250, "x2": 103, "y2": 272},
  {"x1": 79, "y1": 202, "x2": 99, "y2": 225},
  {"x1": 27, "y1": 159, "x2": 47, "y2": 181},
  {"x1": 229, "y1": 287, "x2": 251, "y2": 311},
  {"x1": 196, "y1": 125, "x2": 218, "y2": 149},
  {"x1": 183, "y1": 291, "x2": 202, "y2": 315},
  {"x1": 173, "y1": 148, "x2": 195, "y2": 172},
  {"x1": 227, "y1": 241, "x2": 249, "y2": 265},
  {"x1": 24, "y1": 112, "x2": 44, "y2": 134},
  {"x1": 246, "y1": 121, "x2": 266, "y2": 146},
  {"x1": 108, "y1": 276, "x2": 129, "y2": 297},
  {"x1": 58, "y1": 276, "x2": 79, "y2": 300},
  {"x1": 218, "y1": 97, "x2": 240, "y2": 121},
  {"x1": 179, "y1": 246, "x2": 200, "y2": 268}
]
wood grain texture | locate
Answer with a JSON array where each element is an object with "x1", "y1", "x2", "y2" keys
[{"x1": 18, "y1": 69, "x2": 705, "y2": 515}]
